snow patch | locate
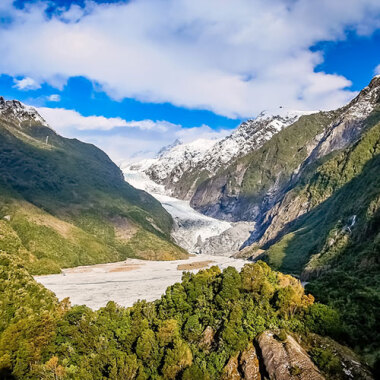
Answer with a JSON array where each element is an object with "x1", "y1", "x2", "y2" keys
[{"x1": 0, "y1": 97, "x2": 49, "y2": 127}]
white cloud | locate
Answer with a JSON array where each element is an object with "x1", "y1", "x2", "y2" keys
[
  {"x1": 36, "y1": 106, "x2": 231, "y2": 161},
  {"x1": 38, "y1": 107, "x2": 129, "y2": 131},
  {"x1": 13, "y1": 77, "x2": 41, "y2": 90},
  {"x1": 48, "y1": 94, "x2": 61, "y2": 102},
  {"x1": 1, "y1": 0, "x2": 380, "y2": 117},
  {"x1": 375, "y1": 64, "x2": 380, "y2": 76},
  {"x1": 124, "y1": 120, "x2": 178, "y2": 132}
]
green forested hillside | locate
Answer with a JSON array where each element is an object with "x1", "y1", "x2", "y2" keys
[
  {"x1": 190, "y1": 78, "x2": 380, "y2": 368},
  {"x1": 255, "y1": 119, "x2": 380, "y2": 364},
  {"x1": 0, "y1": 103, "x2": 186, "y2": 274},
  {"x1": 0, "y1": 252, "x2": 373, "y2": 380}
]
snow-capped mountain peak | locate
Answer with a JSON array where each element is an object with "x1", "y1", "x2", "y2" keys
[
  {"x1": 156, "y1": 138, "x2": 183, "y2": 158},
  {"x1": 0, "y1": 97, "x2": 49, "y2": 127},
  {"x1": 122, "y1": 109, "x2": 314, "y2": 199}
]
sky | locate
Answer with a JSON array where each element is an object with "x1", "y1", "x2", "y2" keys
[{"x1": 0, "y1": 0, "x2": 380, "y2": 162}]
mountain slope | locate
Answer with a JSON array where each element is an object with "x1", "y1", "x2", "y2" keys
[
  {"x1": 245, "y1": 111, "x2": 380, "y2": 362},
  {"x1": 0, "y1": 97, "x2": 186, "y2": 274},
  {"x1": 125, "y1": 77, "x2": 380, "y2": 365},
  {"x1": 190, "y1": 76, "x2": 379, "y2": 224},
  {"x1": 207, "y1": 77, "x2": 379, "y2": 362}
]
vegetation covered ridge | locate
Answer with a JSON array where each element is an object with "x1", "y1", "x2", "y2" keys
[{"x1": 0, "y1": 99, "x2": 187, "y2": 274}]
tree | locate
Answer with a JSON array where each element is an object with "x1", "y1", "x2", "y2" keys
[{"x1": 162, "y1": 339, "x2": 192, "y2": 379}]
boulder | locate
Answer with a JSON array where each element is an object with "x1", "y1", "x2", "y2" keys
[{"x1": 199, "y1": 326, "x2": 214, "y2": 351}]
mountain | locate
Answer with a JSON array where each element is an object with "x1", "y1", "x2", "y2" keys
[
  {"x1": 195, "y1": 76, "x2": 379, "y2": 363},
  {"x1": 190, "y1": 77, "x2": 379, "y2": 223},
  {"x1": 126, "y1": 76, "x2": 380, "y2": 366},
  {"x1": 0, "y1": 97, "x2": 186, "y2": 274},
  {"x1": 123, "y1": 109, "x2": 312, "y2": 200},
  {"x1": 0, "y1": 252, "x2": 374, "y2": 379}
]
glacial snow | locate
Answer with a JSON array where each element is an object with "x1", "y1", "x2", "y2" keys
[
  {"x1": 123, "y1": 169, "x2": 233, "y2": 253},
  {"x1": 120, "y1": 111, "x2": 315, "y2": 254}
]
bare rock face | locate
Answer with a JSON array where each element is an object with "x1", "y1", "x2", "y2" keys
[
  {"x1": 197, "y1": 222, "x2": 255, "y2": 255},
  {"x1": 257, "y1": 331, "x2": 325, "y2": 380},
  {"x1": 221, "y1": 344, "x2": 261, "y2": 380},
  {"x1": 199, "y1": 326, "x2": 214, "y2": 351},
  {"x1": 307, "y1": 75, "x2": 380, "y2": 163},
  {"x1": 221, "y1": 355, "x2": 241, "y2": 380},
  {"x1": 239, "y1": 343, "x2": 261, "y2": 380}
]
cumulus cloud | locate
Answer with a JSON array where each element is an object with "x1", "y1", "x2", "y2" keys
[
  {"x1": 13, "y1": 77, "x2": 41, "y2": 90},
  {"x1": 37, "y1": 106, "x2": 231, "y2": 161},
  {"x1": 1, "y1": 0, "x2": 380, "y2": 117},
  {"x1": 375, "y1": 64, "x2": 380, "y2": 76},
  {"x1": 124, "y1": 120, "x2": 178, "y2": 132},
  {"x1": 38, "y1": 107, "x2": 129, "y2": 131},
  {"x1": 47, "y1": 94, "x2": 61, "y2": 102}
]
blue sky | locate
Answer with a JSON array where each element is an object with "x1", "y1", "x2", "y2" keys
[{"x1": 1, "y1": 0, "x2": 380, "y2": 161}]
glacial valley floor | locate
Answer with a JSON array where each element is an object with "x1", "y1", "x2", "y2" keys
[{"x1": 35, "y1": 255, "x2": 247, "y2": 309}]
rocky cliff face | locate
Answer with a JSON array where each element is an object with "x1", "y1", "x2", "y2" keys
[
  {"x1": 257, "y1": 331, "x2": 325, "y2": 380},
  {"x1": 251, "y1": 75, "x2": 380, "y2": 247},
  {"x1": 190, "y1": 110, "x2": 337, "y2": 221}
]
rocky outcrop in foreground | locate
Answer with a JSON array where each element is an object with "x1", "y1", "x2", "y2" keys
[
  {"x1": 219, "y1": 330, "x2": 374, "y2": 380},
  {"x1": 257, "y1": 331, "x2": 324, "y2": 380}
]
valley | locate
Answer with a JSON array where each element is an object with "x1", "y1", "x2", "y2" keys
[
  {"x1": 1, "y1": 1, "x2": 380, "y2": 378},
  {"x1": 35, "y1": 255, "x2": 247, "y2": 309},
  {"x1": 0, "y1": 78, "x2": 379, "y2": 379},
  {"x1": 122, "y1": 168, "x2": 255, "y2": 255}
]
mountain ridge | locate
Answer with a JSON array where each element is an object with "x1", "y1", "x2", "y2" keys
[
  {"x1": 126, "y1": 76, "x2": 380, "y2": 366},
  {"x1": 0, "y1": 98, "x2": 187, "y2": 274},
  {"x1": 123, "y1": 109, "x2": 313, "y2": 200}
]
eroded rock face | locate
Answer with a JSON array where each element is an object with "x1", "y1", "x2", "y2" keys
[
  {"x1": 199, "y1": 326, "x2": 214, "y2": 351},
  {"x1": 239, "y1": 343, "x2": 261, "y2": 380},
  {"x1": 221, "y1": 355, "x2": 241, "y2": 380},
  {"x1": 250, "y1": 77, "x2": 380, "y2": 248},
  {"x1": 257, "y1": 331, "x2": 325, "y2": 380}
]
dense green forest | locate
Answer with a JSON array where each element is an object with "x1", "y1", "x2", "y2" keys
[{"x1": 0, "y1": 252, "x2": 374, "y2": 379}]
